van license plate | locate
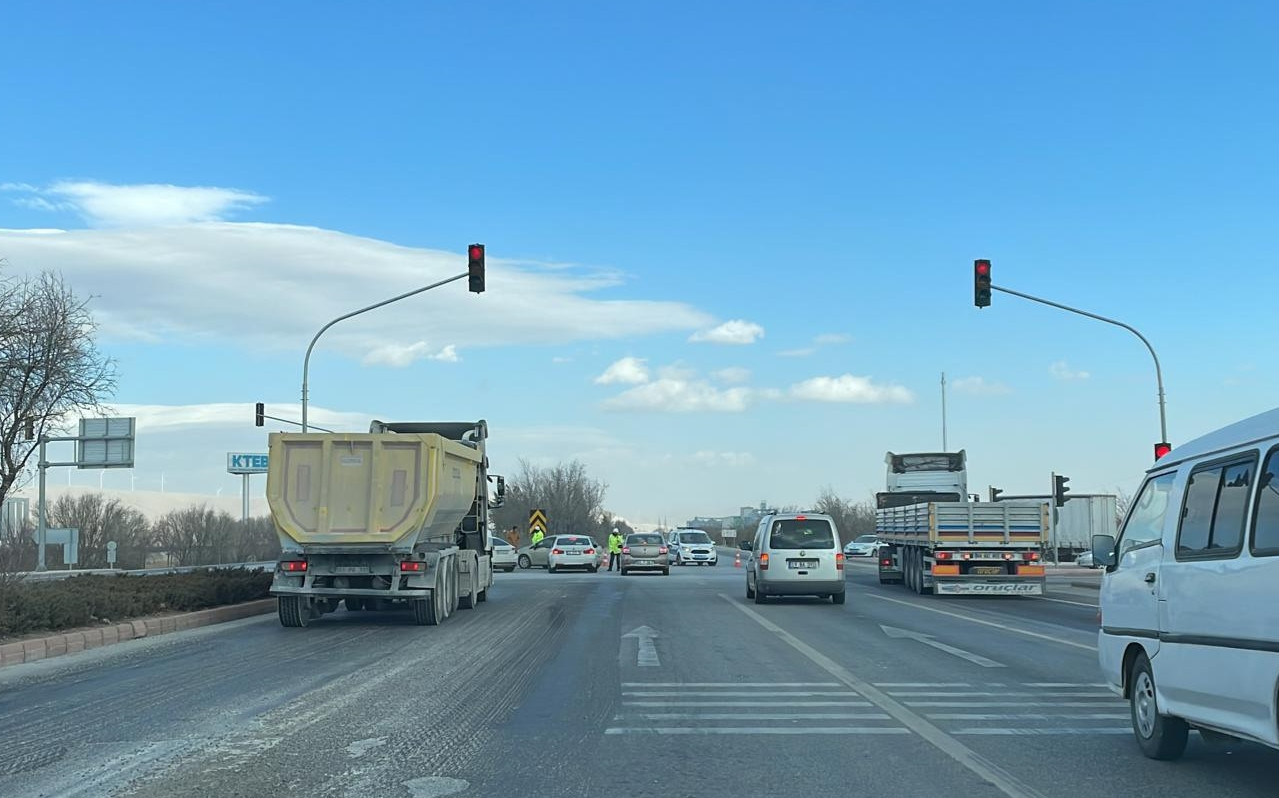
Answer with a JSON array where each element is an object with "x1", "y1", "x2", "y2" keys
[
  {"x1": 973, "y1": 566, "x2": 1003, "y2": 575},
  {"x1": 789, "y1": 560, "x2": 818, "y2": 569}
]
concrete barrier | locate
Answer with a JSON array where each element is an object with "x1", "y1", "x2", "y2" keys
[{"x1": 0, "y1": 598, "x2": 276, "y2": 669}]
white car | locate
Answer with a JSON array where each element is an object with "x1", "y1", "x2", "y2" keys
[
  {"x1": 489, "y1": 536, "x2": 517, "y2": 572},
  {"x1": 1093, "y1": 406, "x2": 1279, "y2": 760},
  {"x1": 843, "y1": 535, "x2": 880, "y2": 557},
  {"x1": 667, "y1": 529, "x2": 718, "y2": 566},
  {"x1": 546, "y1": 535, "x2": 599, "y2": 574}
]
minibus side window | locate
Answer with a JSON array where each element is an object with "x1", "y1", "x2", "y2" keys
[
  {"x1": 1251, "y1": 448, "x2": 1279, "y2": 556},
  {"x1": 1176, "y1": 456, "x2": 1254, "y2": 559}
]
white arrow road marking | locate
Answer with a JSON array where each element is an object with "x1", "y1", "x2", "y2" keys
[
  {"x1": 622, "y1": 625, "x2": 660, "y2": 667},
  {"x1": 880, "y1": 625, "x2": 1006, "y2": 668}
]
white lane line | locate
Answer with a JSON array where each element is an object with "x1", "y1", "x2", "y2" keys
[
  {"x1": 905, "y1": 701, "x2": 1119, "y2": 708},
  {"x1": 622, "y1": 690, "x2": 857, "y2": 697},
  {"x1": 721, "y1": 594, "x2": 1048, "y2": 798},
  {"x1": 886, "y1": 691, "x2": 1113, "y2": 698},
  {"x1": 927, "y1": 713, "x2": 1129, "y2": 721},
  {"x1": 635, "y1": 712, "x2": 894, "y2": 721},
  {"x1": 621, "y1": 682, "x2": 840, "y2": 687},
  {"x1": 1036, "y1": 596, "x2": 1098, "y2": 608},
  {"x1": 867, "y1": 593, "x2": 1097, "y2": 652},
  {"x1": 622, "y1": 700, "x2": 873, "y2": 707},
  {"x1": 873, "y1": 682, "x2": 973, "y2": 688},
  {"x1": 952, "y1": 728, "x2": 1131, "y2": 736},
  {"x1": 1023, "y1": 682, "x2": 1108, "y2": 688},
  {"x1": 604, "y1": 727, "x2": 912, "y2": 736}
]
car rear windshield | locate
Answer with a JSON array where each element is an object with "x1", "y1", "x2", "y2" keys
[
  {"x1": 769, "y1": 519, "x2": 835, "y2": 549},
  {"x1": 679, "y1": 532, "x2": 712, "y2": 544},
  {"x1": 557, "y1": 537, "x2": 591, "y2": 546},
  {"x1": 629, "y1": 534, "x2": 663, "y2": 545}
]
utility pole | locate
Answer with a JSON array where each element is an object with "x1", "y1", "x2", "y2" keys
[{"x1": 940, "y1": 372, "x2": 948, "y2": 451}]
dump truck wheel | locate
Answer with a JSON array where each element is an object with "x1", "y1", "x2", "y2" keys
[
  {"x1": 459, "y1": 589, "x2": 475, "y2": 610},
  {"x1": 477, "y1": 588, "x2": 487, "y2": 602},
  {"x1": 278, "y1": 597, "x2": 309, "y2": 628}
]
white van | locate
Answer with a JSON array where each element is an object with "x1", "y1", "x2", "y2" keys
[
  {"x1": 1092, "y1": 406, "x2": 1279, "y2": 760},
  {"x1": 741, "y1": 512, "x2": 846, "y2": 604}
]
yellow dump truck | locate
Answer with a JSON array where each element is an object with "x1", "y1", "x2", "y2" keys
[{"x1": 266, "y1": 419, "x2": 505, "y2": 627}]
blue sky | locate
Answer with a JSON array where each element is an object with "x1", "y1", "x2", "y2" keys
[{"x1": 2, "y1": 1, "x2": 1276, "y2": 524}]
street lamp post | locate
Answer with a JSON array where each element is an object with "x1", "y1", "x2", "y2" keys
[{"x1": 301, "y1": 272, "x2": 467, "y2": 432}]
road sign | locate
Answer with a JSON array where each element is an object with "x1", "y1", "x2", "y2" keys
[
  {"x1": 227, "y1": 452, "x2": 269, "y2": 474},
  {"x1": 529, "y1": 508, "x2": 548, "y2": 535},
  {"x1": 31, "y1": 527, "x2": 78, "y2": 565},
  {"x1": 75, "y1": 417, "x2": 136, "y2": 469},
  {"x1": 107, "y1": 540, "x2": 118, "y2": 566}
]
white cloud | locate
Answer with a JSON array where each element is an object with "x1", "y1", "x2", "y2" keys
[
  {"x1": 951, "y1": 376, "x2": 1011, "y2": 396},
  {"x1": 788, "y1": 375, "x2": 914, "y2": 404},
  {"x1": 814, "y1": 333, "x2": 852, "y2": 345},
  {"x1": 361, "y1": 341, "x2": 460, "y2": 367},
  {"x1": 1050, "y1": 361, "x2": 1091, "y2": 381},
  {"x1": 603, "y1": 378, "x2": 753, "y2": 413},
  {"x1": 711, "y1": 367, "x2": 751, "y2": 384},
  {"x1": 105, "y1": 402, "x2": 375, "y2": 433},
  {"x1": 690, "y1": 450, "x2": 757, "y2": 468},
  {"x1": 0, "y1": 186, "x2": 714, "y2": 360},
  {"x1": 778, "y1": 348, "x2": 816, "y2": 358},
  {"x1": 595, "y1": 356, "x2": 650, "y2": 385},
  {"x1": 689, "y1": 319, "x2": 765, "y2": 345},
  {"x1": 4, "y1": 180, "x2": 268, "y2": 227},
  {"x1": 551, "y1": 356, "x2": 573, "y2": 364}
]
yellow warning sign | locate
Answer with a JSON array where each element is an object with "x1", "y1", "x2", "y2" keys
[{"x1": 528, "y1": 508, "x2": 548, "y2": 534}]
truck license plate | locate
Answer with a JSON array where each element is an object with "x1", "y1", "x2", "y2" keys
[
  {"x1": 333, "y1": 566, "x2": 368, "y2": 574},
  {"x1": 973, "y1": 566, "x2": 1003, "y2": 575},
  {"x1": 789, "y1": 560, "x2": 818, "y2": 569}
]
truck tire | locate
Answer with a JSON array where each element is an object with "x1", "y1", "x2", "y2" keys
[
  {"x1": 278, "y1": 596, "x2": 309, "y2": 628},
  {"x1": 477, "y1": 587, "x2": 487, "y2": 602},
  {"x1": 459, "y1": 590, "x2": 475, "y2": 610}
]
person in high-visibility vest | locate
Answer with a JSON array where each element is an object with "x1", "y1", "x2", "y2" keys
[
  {"x1": 531, "y1": 527, "x2": 545, "y2": 546},
  {"x1": 607, "y1": 527, "x2": 624, "y2": 572}
]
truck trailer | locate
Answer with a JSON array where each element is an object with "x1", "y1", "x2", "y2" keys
[
  {"x1": 875, "y1": 451, "x2": 1049, "y2": 596},
  {"x1": 267, "y1": 419, "x2": 504, "y2": 627}
]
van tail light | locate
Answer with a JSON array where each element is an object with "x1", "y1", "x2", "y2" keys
[
  {"x1": 622, "y1": 547, "x2": 630, "y2": 554},
  {"x1": 552, "y1": 548, "x2": 565, "y2": 555},
  {"x1": 835, "y1": 552, "x2": 845, "y2": 571},
  {"x1": 280, "y1": 560, "x2": 307, "y2": 572},
  {"x1": 400, "y1": 560, "x2": 425, "y2": 572},
  {"x1": 659, "y1": 547, "x2": 668, "y2": 554},
  {"x1": 759, "y1": 553, "x2": 769, "y2": 570}
]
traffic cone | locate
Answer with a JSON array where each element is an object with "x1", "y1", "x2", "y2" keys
[{"x1": 734, "y1": 551, "x2": 741, "y2": 568}]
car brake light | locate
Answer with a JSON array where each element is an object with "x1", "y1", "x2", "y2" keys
[
  {"x1": 584, "y1": 548, "x2": 595, "y2": 554},
  {"x1": 552, "y1": 548, "x2": 564, "y2": 555},
  {"x1": 759, "y1": 553, "x2": 769, "y2": 570},
  {"x1": 659, "y1": 547, "x2": 668, "y2": 554},
  {"x1": 835, "y1": 552, "x2": 844, "y2": 570},
  {"x1": 935, "y1": 551, "x2": 952, "y2": 561},
  {"x1": 622, "y1": 547, "x2": 630, "y2": 554},
  {"x1": 280, "y1": 560, "x2": 307, "y2": 572},
  {"x1": 795, "y1": 515, "x2": 806, "y2": 521},
  {"x1": 400, "y1": 560, "x2": 425, "y2": 572}
]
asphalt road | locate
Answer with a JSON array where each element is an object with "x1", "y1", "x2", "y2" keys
[{"x1": 1, "y1": 559, "x2": 1276, "y2": 797}]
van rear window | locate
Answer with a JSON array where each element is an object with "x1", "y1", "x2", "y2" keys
[{"x1": 769, "y1": 519, "x2": 835, "y2": 549}]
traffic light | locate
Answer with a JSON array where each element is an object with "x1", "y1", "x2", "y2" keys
[
  {"x1": 1052, "y1": 473, "x2": 1071, "y2": 507},
  {"x1": 1154, "y1": 442, "x2": 1172, "y2": 460},
  {"x1": 974, "y1": 259, "x2": 992, "y2": 308},
  {"x1": 255, "y1": 402, "x2": 265, "y2": 427},
  {"x1": 468, "y1": 243, "x2": 485, "y2": 293},
  {"x1": 989, "y1": 486, "x2": 1004, "y2": 503}
]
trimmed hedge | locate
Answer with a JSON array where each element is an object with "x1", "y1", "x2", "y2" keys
[{"x1": 0, "y1": 570, "x2": 273, "y2": 640}]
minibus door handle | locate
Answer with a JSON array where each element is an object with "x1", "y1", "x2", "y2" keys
[{"x1": 1144, "y1": 572, "x2": 1156, "y2": 584}]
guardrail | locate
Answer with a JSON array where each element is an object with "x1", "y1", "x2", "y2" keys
[{"x1": 11, "y1": 561, "x2": 277, "y2": 583}]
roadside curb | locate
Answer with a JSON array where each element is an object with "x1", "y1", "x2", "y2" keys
[
  {"x1": 0, "y1": 598, "x2": 276, "y2": 669},
  {"x1": 1069, "y1": 581, "x2": 1101, "y2": 591}
]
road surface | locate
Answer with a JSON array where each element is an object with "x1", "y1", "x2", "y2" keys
[{"x1": 1, "y1": 559, "x2": 1275, "y2": 797}]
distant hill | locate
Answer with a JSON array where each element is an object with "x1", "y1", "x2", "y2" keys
[{"x1": 11, "y1": 485, "x2": 271, "y2": 521}]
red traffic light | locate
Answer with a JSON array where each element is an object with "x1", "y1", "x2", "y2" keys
[
  {"x1": 976, "y1": 261, "x2": 990, "y2": 276},
  {"x1": 468, "y1": 243, "x2": 485, "y2": 293},
  {"x1": 1154, "y1": 442, "x2": 1172, "y2": 460},
  {"x1": 469, "y1": 245, "x2": 483, "y2": 261}
]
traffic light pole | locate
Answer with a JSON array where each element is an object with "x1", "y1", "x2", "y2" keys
[
  {"x1": 301, "y1": 272, "x2": 467, "y2": 432},
  {"x1": 992, "y1": 285, "x2": 1168, "y2": 448}
]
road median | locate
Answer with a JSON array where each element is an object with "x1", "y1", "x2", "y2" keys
[{"x1": 0, "y1": 598, "x2": 276, "y2": 669}]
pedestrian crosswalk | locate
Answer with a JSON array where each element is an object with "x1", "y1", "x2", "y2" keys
[{"x1": 605, "y1": 681, "x2": 1129, "y2": 737}]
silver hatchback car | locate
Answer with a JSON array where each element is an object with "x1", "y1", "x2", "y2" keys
[{"x1": 743, "y1": 512, "x2": 845, "y2": 604}]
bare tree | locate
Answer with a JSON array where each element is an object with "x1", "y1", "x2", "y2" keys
[
  {"x1": 494, "y1": 459, "x2": 608, "y2": 541},
  {"x1": 228, "y1": 516, "x2": 281, "y2": 562},
  {"x1": 813, "y1": 487, "x2": 876, "y2": 538},
  {"x1": 0, "y1": 270, "x2": 117, "y2": 510},
  {"x1": 1114, "y1": 487, "x2": 1132, "y2": 531},
  {"x1": 154, "y1": 505, "x2": 239, "y2": 566},
  {"x1": 48, "y1": 492, "x2": 152, "y2": 569}
]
